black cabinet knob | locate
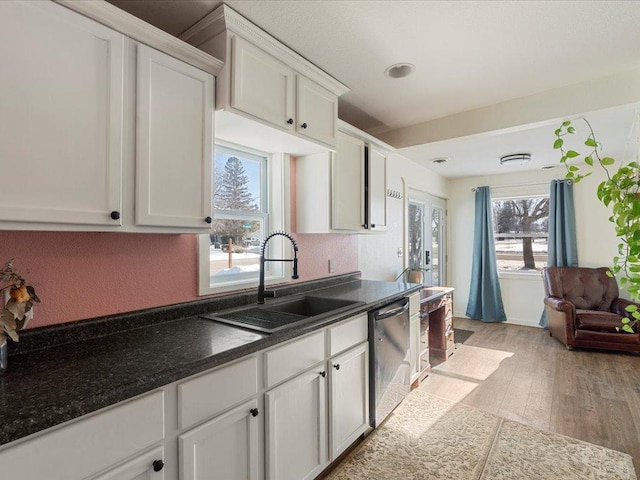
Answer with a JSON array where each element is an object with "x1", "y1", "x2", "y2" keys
[
  {"x1": 287, "y1": 118, "x2": 294, "y2": 125},
  {"x1": 301, "y1": 122, "x2": 308, "y2": 129},
  {"x1": 152, "y1": 460, "x2": 164, "y2": 472},
  {"x1": 250, "y1": 408, "x2": 259, "y2": 417},
  {"x1": 371, "y1": 224, "x2": 376, "y2": 228},
  {"x1": 333, "y1": 364, "x2": 340, "y2": 370},
  {"x1": 205, "y1": 216, "x2": 212, "y2": 224},
  {"x1": 110, "y1": 211, "x2": 120, "y2": 220},
  {"x1": 319, "y1": 371, "x2": 326, "y2": 378}
]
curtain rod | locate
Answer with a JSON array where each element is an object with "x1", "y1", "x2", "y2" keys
[{"x1": 471, "y1": 179, "x2": 572, "y2": 192}]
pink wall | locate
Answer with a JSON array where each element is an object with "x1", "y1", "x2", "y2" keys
[{"x1": 0, "y1": 230, "x2": 358, "y2": 328}]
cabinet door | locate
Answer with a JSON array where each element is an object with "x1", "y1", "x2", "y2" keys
[
  {"x1": 230, "y1": 35, "x2": 295, "y2": 131},
  {"x1": 410, "y1": 313, "x2": 420, "y2": 383},
  {"x1": 0, "y1": 1, "x2": 123, "y2": 227},
  {"x1": 265, "y1": 369, "x2": 327, "y2": 480},
  {"x1": 368, "y1": 147, "x2": 387, "y2": 231},
  {"x1": 91, "y1": 446, "x2": 164, "y2": 480},
  {"x1": 136, "y1": 43, "x2": 213, "y2": 229},
  {"x1": 296, "y1": 75, "x2": 338, "y2": 147},
  {"x1": 329, "y1": 342, "x2": 369, "y2": 460},
  {"x1": 179, "y1": 399, "x2": 260, "y2": 480},
  {"x1": 332, "y1": 132, "x2": 365, "y2": 231}
]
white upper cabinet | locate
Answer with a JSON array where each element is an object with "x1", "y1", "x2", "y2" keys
[
  {"x1": 296, "y1": 75, "x2": 338, "y2": 146},
  {"x1": 136, "y1": 44, "x2": 213, "y2": 229},
  {"x1": 332, "y1": 132, "x2": 365, "y2": 231},
  {"x1": 180, "y1": 4, "x2": 347, "y2": 153},
  {"x1": 296, "y1": 122, "x2": 389, "y2": 234},
  {"x1": 0, "y1": 1, "x2": 218, "y2": 232},
  {"x1": 230, "y1": 36, "x2": 295, "y2": 131},
  {"x1": 368, "y1": 147, "x2": 387, "y2": 231},
  {"x1": 0, "y1": 1, "x2": 124, "y2": 227}
]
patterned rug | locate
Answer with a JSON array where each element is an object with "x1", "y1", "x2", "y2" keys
[{"x1": 327, "y1": 390, "x2": 637, "y2": 480}]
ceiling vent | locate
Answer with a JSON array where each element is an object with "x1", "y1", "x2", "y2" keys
[{"x1": 500, "y1": 153, "x2": 531, "y2": 166}]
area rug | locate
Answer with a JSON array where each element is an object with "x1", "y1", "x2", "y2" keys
[
  {"x1": 454, "y1": 328, "x2": 474, "y2": 345},
  {"x1": 326, "y1": 390, "x2": 637, "y2": 480}
]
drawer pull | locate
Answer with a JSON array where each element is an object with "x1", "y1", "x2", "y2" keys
[
  {"x1": 319, "y1": 371, "x2": 326, "y2": 378},
  {"x1": 333, "y1": 364, "x2": 340, "y2": 371},
  {"x1": 152, "y1": 460, "x2": 164, "y2": 472},
  {"x1": 250, "y1": 408, "x2": 259, "y2": 417}
]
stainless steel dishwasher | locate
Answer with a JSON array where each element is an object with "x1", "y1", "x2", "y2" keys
[{"x1": 369, "y1": 297, "x2": 411, "y2": 427}]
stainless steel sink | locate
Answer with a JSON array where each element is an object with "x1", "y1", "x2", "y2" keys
[
  {"x1": 200, "y1": 296, "x2": 362, "y2": 333},
  {"x1": 264, "y1": 296, "x2": 359, "y2": 317}
]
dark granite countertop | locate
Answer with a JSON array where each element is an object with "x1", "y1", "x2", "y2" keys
[{"x1": 0, "y1": 276, "x2": 420, "y2": 447}]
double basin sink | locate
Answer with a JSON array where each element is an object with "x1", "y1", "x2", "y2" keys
[{"x1": 200, "y1": 296, "x2": 363, "y2": 333}]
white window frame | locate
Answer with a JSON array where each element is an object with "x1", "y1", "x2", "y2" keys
[
  {"x1": 198, "y1": 141, "x2": 291, "y2": 295},
  {"x1": 492, "y1": 190, "x2": 549, "y2": 278}
]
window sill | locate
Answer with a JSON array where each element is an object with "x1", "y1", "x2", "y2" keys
[{"x1": 498, "y1": 271, "x2": 543, "y2": 281}]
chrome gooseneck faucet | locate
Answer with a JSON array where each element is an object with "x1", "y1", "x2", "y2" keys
[{"x1": 258, "y1": 231, "x2": 299, "y2": 304}]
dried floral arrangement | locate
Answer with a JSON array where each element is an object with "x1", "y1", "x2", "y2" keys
[{"x1": 0, "y1": 259, "x2": 40, "y2": 342}]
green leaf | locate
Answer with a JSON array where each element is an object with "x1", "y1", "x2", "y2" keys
[
  {"x1": 566, "y1": 150, "x2": 580, "y2": 158},
  {"x1": 585, "y1": 137, "x2": 597, "y2": 147},
  {"x1": 553, "y1": 139, "x2": 564, "y2": 149},
  {"x1": 568, "y1": 165, "x2": 579, "y2": 172},
  {"x1": 622, "y1": 325, "x2": 635, "y2": 333},
  {"x1": 554, "y1": 128, "x2": 561, "y2": 136},
  {"x1": 567, "y1": 126, "x2": 576, "y2": 134},
  {"x1": 601, "y1": 157, "x2": 615, "y2": 166},
  {"x1": 625, "y1": 304, "x2": 638, "y2": 312},
  {"x1": 622, "y1": 317, "x2": 631, "y2": 323},
  {"x1": 562, "y1": 120, "x2": 571, "y2": 127},
  {"x1": 584, "y1": 156, "x2": 593, "y2": 166}
]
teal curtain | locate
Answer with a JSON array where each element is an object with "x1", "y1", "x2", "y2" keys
[
  {"x1": 540, "y1": 179, "x2": 578, "y2": 327},
  {"x1": 466, "y1": 186, "x2": 507, "y2": 322}
]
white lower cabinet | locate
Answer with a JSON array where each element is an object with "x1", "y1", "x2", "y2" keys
[
  {"x1": 265, "y1": 368, "x2": 327, "y2": 480},
  {"x1": 91, "y1": 446, "x2": 165, "y2": 480},
  {"x1": 179, "y1": 399, "x2": 260, "y2": 480},
  {"x1": 329, "y1": 342, "x2": 369, "y2": 460}
]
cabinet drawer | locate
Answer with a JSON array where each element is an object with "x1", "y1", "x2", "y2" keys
[
  {"x1": 0, "y1": 391, "x2": 164, "y2": 480},
  {"x1": 329, "y1": 313, "x2": 367, "y2": 356},
  {"x1": 408, "y1": 293, "x2": 420, "y2": 316},
  {"x1": 265, "y1": 330, "x2": 325, "y2": 387},
  {"x1": 423, "y1": 294, "x2": 452, "y2": 313},
  {"x1": 178, "y1": 356, "x2": 258, "y2": 430}
]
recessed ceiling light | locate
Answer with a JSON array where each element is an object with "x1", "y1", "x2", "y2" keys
[
  {"x1": 432, "y1": 157, "x2": 448, "y2": 164},
  {"x1": 384, "y1": 63, "x2": 416, "y2": 79},
  {"x1": 500, "y1": 153, "x2": 531, "y2": 166}
]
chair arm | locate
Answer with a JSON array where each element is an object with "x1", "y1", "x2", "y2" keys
[
  {"x1": 544, "y1": 296, "x2": 575, "y2": 314},
  {"x1": 611, "y1": 298, "x2": 640, "y2": 318},
  {"x1": 544, "y1": 296, "x2": 576, "y2": 346}
]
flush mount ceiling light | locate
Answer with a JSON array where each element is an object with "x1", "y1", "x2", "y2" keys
[
  {"x1": 432, "y1": 157, "x2": 449, "y2": 164},
  {"x1": 500, "y1": 153, "x2": 531, "y2": 166},
  {"x1": 384, "y1": 63, "x2": 416, "y2": 79}
]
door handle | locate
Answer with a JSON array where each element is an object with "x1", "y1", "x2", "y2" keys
[{"x1": 425, "y1": 250, "x2": 430, "y2": 265}]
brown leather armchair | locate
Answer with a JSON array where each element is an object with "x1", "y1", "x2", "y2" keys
[{"x1": 542, "y1": 266, "x2": 640, "y2": 352}]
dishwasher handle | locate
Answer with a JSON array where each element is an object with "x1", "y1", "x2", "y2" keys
[{"x1": 374, "y1": 299, "x2": 409, "y2": 320}]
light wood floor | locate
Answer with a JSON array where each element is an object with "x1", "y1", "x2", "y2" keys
[{"x1": 419, "y1": 318, "x2": 640, "y2": 478}]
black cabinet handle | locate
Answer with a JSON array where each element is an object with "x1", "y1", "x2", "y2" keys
[
  {"x1": 152, "y1": 460, "x2": 164, "y2": 472},
  {"x1": 319, "y1": 371, "x2": 326, "y2": 378},
  {"x1": 287, "y1": 118, "x2": 294, "y2": 125},
  {"x1": 205, "y1": 216, "x2": 212, "y2": 224},
  {"x1": 110, "y1": 211, "x2": 120, "y2": 220},
  {"x1": 362, "y1": 224, "x2": 368, "y2": 229},
  {"x1": 371, "y1": 224, "x2": 376, "y2": 228},
  {"x1": 250, "y1": 408, "x2": 259, "y2": 417},
  {"x1": 301, "y1": 122, "x2": 308, "y2": 129},
  {"x1": 333, "y1": 364, "x2": 340, "y2": 370}
]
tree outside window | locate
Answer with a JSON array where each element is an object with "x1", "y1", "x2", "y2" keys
[
  {"x1": 493, "y1": 197, "x2": 549, "y2": 271},
  {"x1": 209, "y1": 146, "x2": 267, "y2": 279}
]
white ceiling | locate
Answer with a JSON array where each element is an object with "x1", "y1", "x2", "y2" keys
[{"x1": 107, "y1": 0, "x2": 640, "y2": 178}]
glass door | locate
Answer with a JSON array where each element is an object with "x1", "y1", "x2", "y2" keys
[{"x1": 408, "y1": 190, "x2": 447, "y2": 286}]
